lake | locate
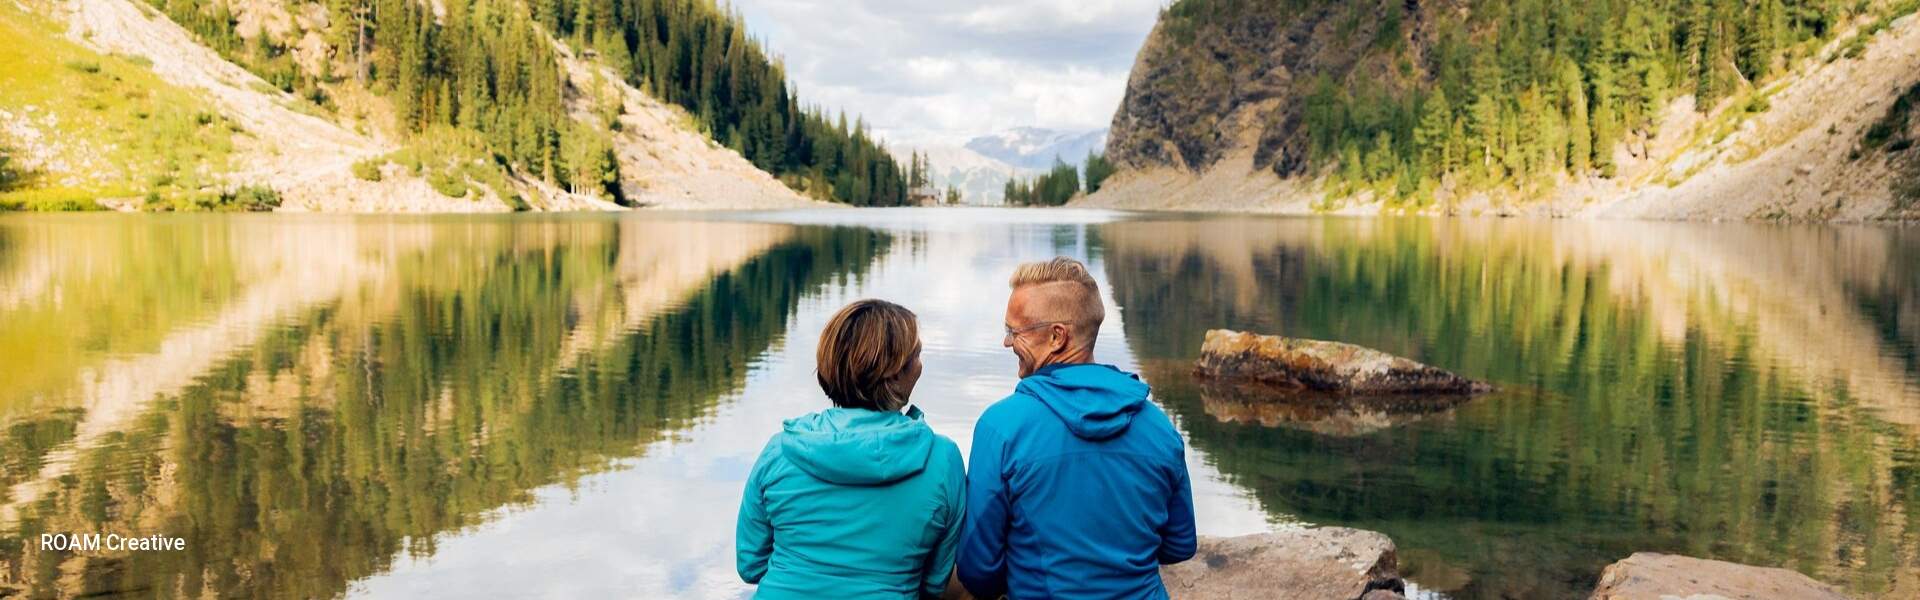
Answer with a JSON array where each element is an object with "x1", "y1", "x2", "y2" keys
[{"x1": 0, "y1": 209, "x2": 1916, "y2": 599}]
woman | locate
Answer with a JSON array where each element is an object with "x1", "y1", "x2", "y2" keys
[{"x1": 735, "y1": 299, "x2": 966, "y2": 599}]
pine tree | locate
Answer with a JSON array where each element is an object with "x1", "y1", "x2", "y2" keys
[{"x1": 1414, "y1": 88, "x2": 1453, "y2": 178}]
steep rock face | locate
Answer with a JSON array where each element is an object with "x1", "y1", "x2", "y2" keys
[
  {"x1": 1107, "y1": 0, "x2": 1429, "y2": 176},
  {"x1": 1097, "y1": 0, "x2": 1920, "y2": 221}
]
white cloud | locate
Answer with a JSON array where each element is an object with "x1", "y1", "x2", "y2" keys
[{"x1": 732, "y1": 0, "x2": 1164, "y2": 145}]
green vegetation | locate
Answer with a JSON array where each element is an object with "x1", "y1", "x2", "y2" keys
[
  {"x1": 368, "y1": 127, "x2": 532, "y2": 208},
  {"x1": 0, "y1": 3, "x2": 237, "y2": 210},
  {"x1": 1160, "y1": 0, "x2": 1917, "y2": 202},
  {"x1": 1083, "y1": 150, "x2": 1116, "y2": 194},
  {"x1": 351, "y1": 157, "x2": 383, "y2": 182},
  {"x1": 144, "y1": 0, "x2": 906, "y2": 206},
  {"x1": 0, "y1": 143, "x2": 15, "y2": 192},
  {"x1": 1004, "y1": 159, "x2": 1082, "y2": 206},
  {"x1": 907, "y1": 150, "x2": 932, "y2": 194},
  {"x1": 141, "y1": 184, "x2": 282, "y2": 212}
]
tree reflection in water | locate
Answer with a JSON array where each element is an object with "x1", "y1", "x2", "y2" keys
[
  {"x1": 0, "y1": 216, "x2": 887, "y2": 599},
  {"x1": 1103, "y1": 217, "x2": 1920, "y2": 599}
]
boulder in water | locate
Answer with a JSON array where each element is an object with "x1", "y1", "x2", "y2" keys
[{"x1": 1194, "y1": 330, "x2": 1491, "y2": 396}]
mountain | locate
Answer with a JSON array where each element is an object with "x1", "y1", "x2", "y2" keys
[
  {"x1": 896, "y1": 128, "x2": 1109, "y2": 205},
  {"x1": 964, "y1": 127, "x2": 1109, "y2": 171},
  {"x1": 896, "y1": 144, "x2": 1025, "y2": 205},
  {"x1": 0, "y1": 0, "x2": 902, "y2": 211},
  {"x1": 1084, "y1": 0, "x2": 1920, "y2": 221}
]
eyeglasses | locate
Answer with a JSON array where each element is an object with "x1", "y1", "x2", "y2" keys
[{"x1": 1004, "y1": 320, "x2": 1073, "y2": 340}]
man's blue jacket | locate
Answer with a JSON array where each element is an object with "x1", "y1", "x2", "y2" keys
[{"x1": 957, "y1": 363, "x2": 1197, "y2": 599}]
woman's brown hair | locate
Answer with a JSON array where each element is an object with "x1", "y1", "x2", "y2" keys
[{"x1": 816, "y1": 299, "x2": 921, "y2": 412}]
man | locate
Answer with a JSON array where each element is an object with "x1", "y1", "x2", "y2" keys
[{"x1": 956, "y1": 257, "x2": 1197, "y2": 599}]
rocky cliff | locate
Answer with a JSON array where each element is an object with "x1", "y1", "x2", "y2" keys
[{"x1": 1089, "y1": 0, "x2": 1920, "y2": 221}]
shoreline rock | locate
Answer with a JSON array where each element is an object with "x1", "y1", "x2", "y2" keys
[
  {"x1": 934, "y1": 530, "x2": 1857, "y2": 600},
  {"x1": 938, "y1": 527, "x2": 1406, "y2": 600},
  {"x1": 1589, "y1": 553, "x2": 1851, "y2": 600},
  {"x1": 1162, "y1": 528, "x2": 1406, "y2": 600},
  {"x1": 1194, "y1": 329, "x2": 1491, "y2": 396}
]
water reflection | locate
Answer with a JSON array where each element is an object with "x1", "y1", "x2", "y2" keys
[
  {"x1": 0, "y1": 215, "x2": 888, "y2": 598},
  {"x1": 0, "y1": 212, "x2": 1914, "y2": 600},
  {"x1": 345, "y1": 209, "x2": 1272, "y2": 598},
  {"x1": 1103, "y1": 217, "x2": 1920, "y2": 599}
]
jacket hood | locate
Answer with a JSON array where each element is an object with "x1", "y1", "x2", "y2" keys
[
  {"x1": 1015, "y1": 363, "x2": 1150, "y2": 440},
  {"x1": 779, "y1": 406, "x2": 934, "y2": 485}
]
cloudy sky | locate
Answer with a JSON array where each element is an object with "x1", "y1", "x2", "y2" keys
[{"x1": 731, "y1": 0, "x2": 1164, "y2": 147}]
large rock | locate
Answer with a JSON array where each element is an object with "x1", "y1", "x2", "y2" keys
[
  {"x1": 1589, "y1": 553, "x2": 1851, "y2": 600},
  {"x1": 1162, "y1": 528, "x2": 1406, "y2": 600},
  {"x1": 1194, "y1": 330, "x2": 1491, "y2": 396},
  {"x1": 938, "y1": 527, "x2": 1406, "y2": 600}
]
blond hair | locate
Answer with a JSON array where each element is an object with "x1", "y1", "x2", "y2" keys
[
  {"x1": 1008, "y1": 256, "x2": 1105, "y2": 342},
  {"x1": 816, "y1": 299, "x2": 921, "y2": 411}
]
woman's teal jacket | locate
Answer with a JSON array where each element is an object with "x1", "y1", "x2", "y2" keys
[{"x1": 735, "y1": 406, "x2": 966, "y2": 599}]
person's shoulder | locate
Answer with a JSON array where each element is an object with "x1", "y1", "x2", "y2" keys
[
  {"x1": 750, "y1": 429, "x2": 791, "y2": 471},
  {"x1": 927, "y1": 433, "x2": 965, "y2": 471},
  {"x1": 1134, "y1": 400, "x2": 1186, "y2": 447},
  {"x1": 975, "y1": 391, "x2": 1045, "y2": 432},
  {"x1": 982, "y1": 390, "x2": 1045, "y2": 417},
  {"x1": 928, "y1": 431, "x2": 962, "y2": 457}
]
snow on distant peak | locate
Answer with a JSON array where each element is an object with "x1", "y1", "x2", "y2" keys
[{"x1": 964, "y1": 128, "x2": 1109, "y2": 171}]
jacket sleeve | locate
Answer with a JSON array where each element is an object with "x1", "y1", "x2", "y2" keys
[
  {"x1": 921, "y1": 443, "x2": 968, "y2": 597},
  {"x1": 956, "y1": 424, "x2": 1010, "y2": 598},
  {"x1": 735, "y1": 439, "x2": 779, "y2": 584},
  {"x1": 1158, "y1": 445, "x2": 1198, "y2": 564}
]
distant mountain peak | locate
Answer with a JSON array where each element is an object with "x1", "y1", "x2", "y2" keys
[{"x1": 964, "y1": 127, "x2": 1109, "y2": 171}]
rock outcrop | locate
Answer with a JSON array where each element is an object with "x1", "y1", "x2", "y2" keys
[
  {"x1": 1194, "y1": 329, "x2": 1490, "y2": 396},
  {"x1": 938, "y1": 528, "x2": 1406, "y2": 600},
  {"x1": 1589, "y1": 553, "x2": 1851, "y2": 600},
  {"x1": 1163, "y1": 528, "x2": 1407, "y2": 600}
]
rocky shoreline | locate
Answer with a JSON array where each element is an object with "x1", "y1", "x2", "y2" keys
[{"x1": 941, "y1": 527, "x2": 1855, "y2": 599}]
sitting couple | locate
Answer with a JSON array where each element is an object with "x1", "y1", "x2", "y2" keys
[{"x1": 735, "y1": 257, "x2": 1197, "y2": 600}]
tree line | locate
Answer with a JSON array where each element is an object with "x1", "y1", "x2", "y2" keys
[
  {"x1": 541, "y1": 0, "x2": 907, "y2": 205},
  {"x1": 1004, "y1": 150, "x2": 1116, "y2": 207},
  {"x1": 1166, "y1": 0, "x2": 1915, "y2": 202},
  {"x1": 144, "y1": 0, "x2": 907, "y2": 206}
]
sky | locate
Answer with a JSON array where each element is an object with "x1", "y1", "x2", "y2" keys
[{"x1": 731, "y1": 0, "x2": 1165, "y2": 147}]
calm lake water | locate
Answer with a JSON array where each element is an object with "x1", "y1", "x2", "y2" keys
[{"x1": 0, "y1": 209, "x2": 1916, "y2": 599}]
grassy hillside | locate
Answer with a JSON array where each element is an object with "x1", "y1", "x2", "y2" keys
[{"x1": 0, "y1": 2, "x2": 257, "y2": 210}]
